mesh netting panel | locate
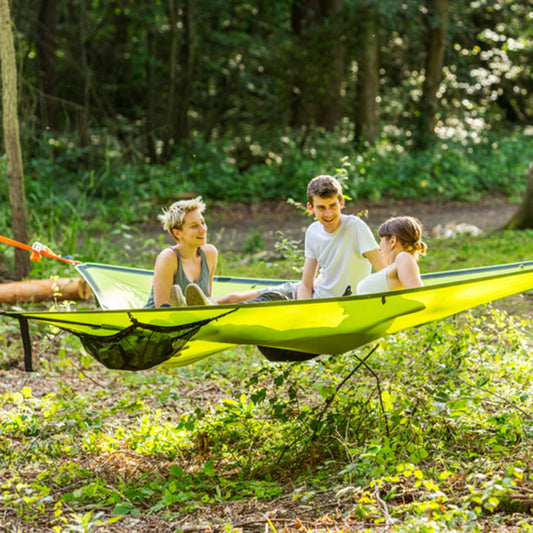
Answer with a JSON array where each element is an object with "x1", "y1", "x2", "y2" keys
[{"x1": 69, "y1": 314, "x2": 212, "y2": 370}]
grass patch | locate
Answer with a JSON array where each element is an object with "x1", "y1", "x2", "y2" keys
[
  {"x1": 423, "y1": 229, "x2": 533, "y2": 273},
  {"x1": 0, "y1": 212, "x2": 532, "y2": 530}
]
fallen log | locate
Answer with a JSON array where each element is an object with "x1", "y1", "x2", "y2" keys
[{"x1": 0, "y1": 278, "x2": 92, "y2": 304}]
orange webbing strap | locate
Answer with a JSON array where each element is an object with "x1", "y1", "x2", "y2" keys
[{"x1": 0, "y1": 235, "x2": 80, "y2": 265}]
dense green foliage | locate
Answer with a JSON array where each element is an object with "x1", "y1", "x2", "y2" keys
[
  {"x1": 18, "y1": 127, "x2": 533, "y2": 206},
  {"x1": 0, "y1": 231, "x2": 532, "y2": 531},
  {"x1": 3, "y1": 0, "x2": 533, "y2": 228},
  {"x1": 1, "y1": 127, "x2": 532, "y2": 269},
  {"x1": 10, "y1": 0, "x2": 532, "y2": 143},
  {"x1": 1, "y1": 0, "x2": 533, "y2": 528}
]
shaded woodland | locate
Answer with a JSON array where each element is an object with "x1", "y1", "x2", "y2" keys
[
  {"x1": 1, "y1": 0, "x2": 533, "y2": 279},
  {"x1": 8, "y1": 0, "x2": 532, "y2": 155}
]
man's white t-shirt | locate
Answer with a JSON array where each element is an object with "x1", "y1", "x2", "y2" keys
[{"x1": 305, "y1": 214, "x2": 378, "y2": 299}]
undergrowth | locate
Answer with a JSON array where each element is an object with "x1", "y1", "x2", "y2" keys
[
  {"x1": 1, "y1": 305, "x2": 532, "y2": 531},
  {"x1": 1, "y1": 126, "x2": 532, "y2": 260},
  {"x1": 1, "y1": 126, "x2": 533, "y2": 529}
]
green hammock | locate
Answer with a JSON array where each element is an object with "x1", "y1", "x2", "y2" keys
[{"x1": 2, "y1": 261, "x2": 532, "y2": 371}]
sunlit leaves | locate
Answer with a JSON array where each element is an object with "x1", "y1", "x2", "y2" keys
[{"x1": 1, "y1": 260, "x2": 532, "y2": 529}]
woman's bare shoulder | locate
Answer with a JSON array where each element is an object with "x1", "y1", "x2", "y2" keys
[
  {"x1": 202, "y1": 243, "x2": 218, "y2": 256},
  {"x1": 396, "y1": 251, "x2": 418, "y2": 264}
]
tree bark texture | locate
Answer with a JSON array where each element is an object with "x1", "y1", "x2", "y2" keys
[
  {"x1": 0, "y1": 277, "x2": 91, "y2": 304},
  {"x1": 290, "y1": 0, "x2": 344, "y2": 131},
  {"x1": 0, "y1": 0, "x2": 31, "y2": 279},
  {"x1": 77, "y1": 1, "x2": 90, "y2": 147},
  {"x1": 504, "y1": 162, "x2": 533, "y2": 230},
  {"x1": 145, "y1": 25, "x2": 158, "y2": 163},
  {"x1": 36, "y1": 0, "x2": 58, "y2": 130},
  {"x1": 354, "y1": 4, "x2": 379, "y2": 144},
  {"x1": 415, "y1": 0, "x2": 448, "y2": 147},
  {"x1": 163, "y1": 0, "x2": 179, "y2": 160},
  {"x1": 175, "y1": 0, "x2": 194, "y2": 143}
]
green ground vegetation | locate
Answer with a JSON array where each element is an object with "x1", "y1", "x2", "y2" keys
[{"x1": 0, "y1": 214, "x2": 532, "y2": 530}]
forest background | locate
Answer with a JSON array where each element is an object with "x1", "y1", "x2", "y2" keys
[
  {"x1": 1, "y1": 0, "x2": 533, "y2": 278},
  {"x1": 1, "y1": 0, "x2": 533, "y2": 531}
]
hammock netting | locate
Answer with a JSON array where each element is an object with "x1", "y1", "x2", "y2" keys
[
  {"x1": 69, "y1": 313, "x2": 229, "y2": 370},
  {"x1": 2, "y1": 260, "x2": 532, "y2": 371}
]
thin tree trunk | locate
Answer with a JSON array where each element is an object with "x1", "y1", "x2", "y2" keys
[
  {"x1": 36, "y1": 0, "x2": 58, "y2": 130},
  {"x1": 0, "y1": 0, "x2": 31, "y2": 279},
  {"x1": 175, "y1": 0, "x2": 194, "y2": 143},
  {"x1": 414, "y1": 0, "x2": 448, "y2": 148},
  {"x1": 290, "y1": 0, "x2": 344, "y2": 131},
  {"x1": 504, "y1": 162, "x2": 533, "y2": 230},
  {"x1": 289, "y1": 0, "x2": 305, "y2": 127},
  {"x1": 145, "y1": 25, "x2": 158, "y2": 163},
  {"x1": 163, "y1": 0, "x2": 179, "y2": 161},
  {"x1": 316, "y1": 0, "x2": 343, "y2": 131},
  {"x1": 354, "y1": 4, "x2": 379, "y2": 145},
  {"x1": 78, "y1": 1, "x2": 90, "y2": 148}
]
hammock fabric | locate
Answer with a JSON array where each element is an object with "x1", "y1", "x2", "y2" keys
[{"x1": 2, "y1": 260, "x2": 533, "y2": 371}]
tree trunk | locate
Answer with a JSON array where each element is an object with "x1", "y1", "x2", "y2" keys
[
  {"x1": 0, "y1": 0, "x2": 31, "y2": 280},
  {"x1": 175, "y1": 0, "x2": 194, "y2": 143},
  {"x1": 504, "y1": 162, "x2": 533, "y2": 230},
  {"x1": 35, "y1": 0, "x2": 58, "y2": 130},
  {"x1": 163, "y1": 0, "x2": 179, "y2": 161},
  {"x1": 289, "y1": 0, "x2": 305, "y2": 127},
  {"x1": 77, "y1": 1, "x2": 90, "y2": 148},
  {"x1": 145, "y1": 25, "x2": 158, "y2": 163},
  {"x1": 290, "y1": 0, "x2": 344, "y2": 131},
  {"x1": 354, "y1": 4, "x2": 379, "y2": 145},
  {"x1": 414, "y1": 0, "x2": 448, "y2": 149},
  {"x1": 0, "y1": 277, "x2": 91, "y2": 304},
  {"x1": 313, "y1": 0, "x2": 343, "y2": 131}
]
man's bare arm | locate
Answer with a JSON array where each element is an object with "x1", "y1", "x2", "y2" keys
[
  {"x1": 297, "y1": 257, "x2": 318, "y2": 299},
  {"x1": 363, "y1": 249, "x2": 385, "y2": 272}
]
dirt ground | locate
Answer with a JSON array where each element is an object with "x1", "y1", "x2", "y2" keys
[
  {"x1": 1, "y1": 196, "x2": 530, "y2": 533},
  {"x1": 200, "y1": 197, "x2": 520, "y2": 254}
]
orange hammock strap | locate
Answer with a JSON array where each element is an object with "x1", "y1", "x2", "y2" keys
[{"x1": 0, "y1": 234, "x2": 80, "y2": 265}]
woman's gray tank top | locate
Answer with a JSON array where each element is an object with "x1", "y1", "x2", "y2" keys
[{"x1": 145, "y1": 247, "x2": 210, "y2": 307}]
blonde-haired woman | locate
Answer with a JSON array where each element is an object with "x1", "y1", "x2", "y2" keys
[
  {"x1": 145, "y1": 196, "x2": 218, "y2": 307},
  {"x1": 356, "y1": 216, "x2": 427, "y2": 294}
]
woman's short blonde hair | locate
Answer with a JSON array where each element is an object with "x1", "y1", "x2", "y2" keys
[{"x1": 158, "y1": 196, "x2": 206, "y2": 237}]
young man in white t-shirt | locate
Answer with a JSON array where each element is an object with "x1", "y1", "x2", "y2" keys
[
  {"x1": 216, "y1": 175, "x2": 384, "y2": 304},
  {"x1": 297, "y1": 175, "x2": 384, "y2": 299}
]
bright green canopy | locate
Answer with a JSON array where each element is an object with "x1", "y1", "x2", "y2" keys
[{"x1": 3, "y1": 261, "x2": 532, "y2": 371}]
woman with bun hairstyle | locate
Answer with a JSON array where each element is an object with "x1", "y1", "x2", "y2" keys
[{"x1": 356, "y1": 216, "x2": 427, "y2": 294}]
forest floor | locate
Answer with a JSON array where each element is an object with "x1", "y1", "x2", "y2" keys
[
  {"x1": 2, "y1": 196, "x2": 531, "y2": 533},
  {"x1": 176, "y1": 196, "x2": 520, "y2": 254}
]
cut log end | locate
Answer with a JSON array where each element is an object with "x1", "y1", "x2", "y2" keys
[{"x1": 0, "y1": 278, "x2": 93, "y2": 304}]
